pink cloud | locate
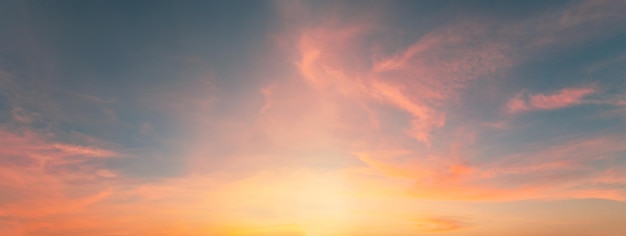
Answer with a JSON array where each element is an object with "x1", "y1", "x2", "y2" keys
[
  {"x1": 286, "y1": 15, "x2": 512, "y2": 145},
  {"x1": 530, "y1": 88, "x2": 594, "y2": 109},
  {"x1": 52, "y1": 144, "x2": 117, "y2": 158},
  {"x1": 507, "y1": 88, "x2": 595, "y2": 113},
  {"x1": 0, "y1": 128, "x2": 119, "y2": 218}
]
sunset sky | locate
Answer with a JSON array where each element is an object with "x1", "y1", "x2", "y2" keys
[{"x1": 1, "y1": 0, "x2": 625, "y2": 235}]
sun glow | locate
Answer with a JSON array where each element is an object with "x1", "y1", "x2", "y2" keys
[{"x1": 219, "y1": 169, "x2": 359, "y2": 235}]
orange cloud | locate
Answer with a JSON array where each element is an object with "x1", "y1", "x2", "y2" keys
[
  {"x1": 350, "y1": 130, "x2": 626, "y2": 202},
  {"x1": 415, "y1": 217, "x2": 472, "y2": 232}
]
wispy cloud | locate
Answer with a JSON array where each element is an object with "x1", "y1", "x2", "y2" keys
[
  {"x1": 415, "y1": 216, "x2": 472, "y2": 232},
  {"x1": 0, "y1": 128, "x2": 119, "y2": 218},
  {"x1": 288, "y1": 15, "x2": 512, "y2": 145},
  {"x1": 507, "y1": 88, "x2": 595, "y2": 113}
]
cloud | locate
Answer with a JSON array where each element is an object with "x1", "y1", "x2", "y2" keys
[
  {"x1": 286, "y1": 12, "x2": 512, "y2": 145},
  {"x1": 271, "y1": 1, "x2": 626, "y2": 204},
  {"x1": 507, "y1": 88, "x2": 595, "y2": 113},
  {"x1": 415, "y1": 216, "x2": 472, "y2": 232},
  {"x1": 530, "y1": 88, "x2": 594, "y2": 109},
  {"x1": 51, "y1": 144, "x2": 118, "y2": 158},
  {"x1": 0, "y1": 128, "x2": 119, "y2": 218},
  {"x1": 351, "y1": 130, "x2": 626, "y2": 202}
]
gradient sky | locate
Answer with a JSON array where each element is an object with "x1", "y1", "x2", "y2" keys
[{"x1": 1, "y1": 0, "x2": 625, "y2": 235}]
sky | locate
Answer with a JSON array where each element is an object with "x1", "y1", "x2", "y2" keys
[{"x1": 0, "y1": 0, "x2": 625, "y2": 235}]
